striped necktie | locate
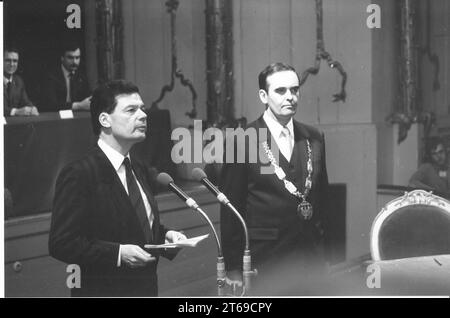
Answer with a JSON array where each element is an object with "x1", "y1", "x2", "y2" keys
[{"x1": 123, "y1": 157, "x2": 153, "y2": 243}]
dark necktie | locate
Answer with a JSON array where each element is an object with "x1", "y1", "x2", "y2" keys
[
  {"x1": 68, "y1": 72, "x2": 75, "y2": 102},
  {"x1": 123, "y1": 157, "x2": 153, "y2": 243},
  {"x1": 6, "y1": 81, "x2": 12, "y2": 106}
]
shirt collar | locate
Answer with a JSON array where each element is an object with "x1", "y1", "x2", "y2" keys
[
  {"x1": 3, "y1": 75, "x2": 13, "y2": 85},
  {"x1": 263, "y1": 108, "x2": 294, "y2": 138},
  {"x1": 98, "y1": 138, "x2": 129, "y2": 171}
]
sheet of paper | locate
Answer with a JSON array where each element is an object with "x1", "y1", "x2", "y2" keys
[
  {"x1": 59, "y1": 110, "x2": 74, "y2": 119},
  {"x1": 144, "y1": 234, "x2": 209, "y2": 249}
]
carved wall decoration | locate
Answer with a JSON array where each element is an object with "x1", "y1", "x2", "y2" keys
[
  {"x1": 96, "y1": 0, "x2": 124, "y2": 83},
  {"x1": 418, "y1": 0, "x2": 440, "y2": 92},
  {"x1": 387, "y1": 0, "x2": 436, "y2": 144},
  {"x1": 205, "y1": 0, "x2": 234, "y2": 127},
  {"x1": 299, "y1": 0, "x2": 347, "y2": 103},
  {"x1": 150, "y1": 0, "x2": 198, "y2": 119}
]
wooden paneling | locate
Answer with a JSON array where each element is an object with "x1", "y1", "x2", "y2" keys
[
  {"x1": 5, "y1": 256, "x2": 70, "y2": 297},
  {"x1": 158, "y1": 225, "x2": 218, "y2": 296},
  {"x1": 320, "y1": 123, "x2": 377, "y2": 259}
]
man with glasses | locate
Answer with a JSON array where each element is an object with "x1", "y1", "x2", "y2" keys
[
  {"x1": 409, "y1": 137, "x2": 450, "y2": 196},
  {"x1": 3, "y1": 47, "x2": 39, "y2": 116}
]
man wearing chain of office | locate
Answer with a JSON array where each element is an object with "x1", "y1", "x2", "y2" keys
[{"x1": 220, "y1": 62, "x2": 330, "y2": 295}]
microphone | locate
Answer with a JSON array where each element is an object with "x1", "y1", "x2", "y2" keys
[
  {"x1": 157, "y1": 172, "x2": 225, "y2": 296},
  {"x1": 192, "y1": 168, "x2": 257, "y2": 295},
  {"x1": 156, "y1": 173, "x2": 199, "y2": 209},
  {"x1": 192, "y1": 168, "x2": 249, "y2": 250},
  {"x1": 192, "y1": 168, "x2": 230, "y2": 205}
]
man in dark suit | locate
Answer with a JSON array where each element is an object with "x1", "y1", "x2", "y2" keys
[
  {"x1": 39, "y1": 42, "x2": 91, "y2": 112},
  {"x1": 220, "y1": 62, "x2": 330, "y2": 295},
  {"x1": 48, "y1": 80, "x2": 186, "y2": 297},
  {"x1": 3, "y1": 48, "x2": 39, "y2": 116}
]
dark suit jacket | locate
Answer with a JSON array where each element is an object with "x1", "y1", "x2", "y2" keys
[
  {"x1": 3, "y1": 74, "x2": 33, "y2": 116},
  {"x1": 220, "y1": 116, "x2": 329, "y2": 273},
  {"x1": 48, "y1": 146, "x2": 171, "y2": 297},
  {"x1": 39, "y1": 67, "x2": 91, "y2": 112}
]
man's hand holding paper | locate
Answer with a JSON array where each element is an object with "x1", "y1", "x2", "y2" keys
[
  {"x1": 165, "y1": 230, "x2": 187, "y2": 245},
  {"x1": 145, "y1": 233, "x2": 209, "y2": 261},
  {"x1": 144, "y1": 233, "x2": 209, "y2": 249}
]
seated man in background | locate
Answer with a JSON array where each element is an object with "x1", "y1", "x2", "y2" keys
[
  {"x1": 409, "y1": 137, "x2": 450, "y2": 197},
  {"x1": 3, "y1": 47, "x2": 39, "y2": 117},
  {"x1": 39, "y1": 41, "x2": 91, "y2": 112}
]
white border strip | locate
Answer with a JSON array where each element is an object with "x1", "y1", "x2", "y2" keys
[{"x1": 1, "y1": 1, "x2": 5, "y2": 298}]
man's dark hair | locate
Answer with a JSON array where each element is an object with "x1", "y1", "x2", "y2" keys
[
  {"x1": 60, "y1": 40, "x2": 81, "y2": 57},
  {"x1": 258, "y1": 62, "x2": 299, "y2": 91},
  {"x1": 424, "y1": 136, "x2": 446, "y2": 162},
  {"x1": 90, "y1": 80, "x2": 140, "y2": 136},
  {"x1": 4, "y1": 46, "x2": 19, "y2": 55}
]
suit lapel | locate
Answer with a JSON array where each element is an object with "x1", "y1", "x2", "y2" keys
[
  {"x1": 292, "y1": 121, "x2": 312, "y2": 191},
  {"x1": 4, "y1": 75, "x2": 15, "y2": 106},
  {"x1": 4, "y1": 81, "x2": 10, "y2": 106},
  {"x1": 94, "y1": 147, "x2": 148, "y2": 243},
  {"x1": 54, "y1": 68, "x2": 68, "y2": 101}
]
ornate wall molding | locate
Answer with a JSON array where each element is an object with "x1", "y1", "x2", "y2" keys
[
  {"x1": 205, "y1": 0, "x2": 234, "y2": 127},
  {"x1": 387, "y1": 0, "x2": 436, "y2": 144},
  {"x1": 299, "y1": 0, "x2": 347, "y2": 103},
  {"x1": 150, "y1": 0, "x2": 198, "y2": 119},
  {"x1": 95, "y1": 0, "x2": 124, "y2": 83}
]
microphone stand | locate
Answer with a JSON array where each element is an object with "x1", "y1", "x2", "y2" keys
[
  {"x1": 188, "y1": 202, "x2": 225, "y2": 296},
  {"x1": 193, "y1": 171, "x2": 257, "y2": 295},
  {"x1": 223, "y1": 200, "x2": 257, "y2": 295},
  {"x1": 161, "y1": 175, "x2": 226, "y2": 295}
]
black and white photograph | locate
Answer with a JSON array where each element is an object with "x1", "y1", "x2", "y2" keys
[{"x1": 2, "y1": 0, "x2": 450, "y2": 300}]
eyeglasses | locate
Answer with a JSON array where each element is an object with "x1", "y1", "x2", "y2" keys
[{"x1": 431, "y1": 149, "x2": 445, "y2": 156}]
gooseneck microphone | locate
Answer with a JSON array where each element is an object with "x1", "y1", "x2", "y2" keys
[
  {"x1": 156, "y1": 172, "x2": 226, "y2": 296},
  {"x1": 192, "y1": 168, "x2": 249, "y2": 250},
  {"x1": 157, "y1": 173, "x2": 200, "y2": 210},
  {"x1": 156, "y1": 172, "x2": 221, "y2": 254},
  {"x1": 192, "y1": 168, "x2": 257, "y2": 296}
]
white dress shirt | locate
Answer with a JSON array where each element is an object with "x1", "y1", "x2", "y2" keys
[
  {"x1": 263, "y1": 109, "x2": 294, "y2": 162},
  {"x1": 98, "y1": 138, "x2": 153, "y2": 266},
  {"x1": 4, "y1": 76, "x2": 12, "y2": 86}
]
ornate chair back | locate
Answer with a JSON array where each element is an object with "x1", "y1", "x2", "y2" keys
[{"x1": 371, "y1": 190, "x2": 450, "y2": 261}]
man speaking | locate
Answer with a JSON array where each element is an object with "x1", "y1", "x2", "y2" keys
[
  {"x1": 220, "y1": 63, "x2": 330, "y2": 295},
  {"x1": 49, "y1": 80, "x2": 186, "y2": 297}
]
